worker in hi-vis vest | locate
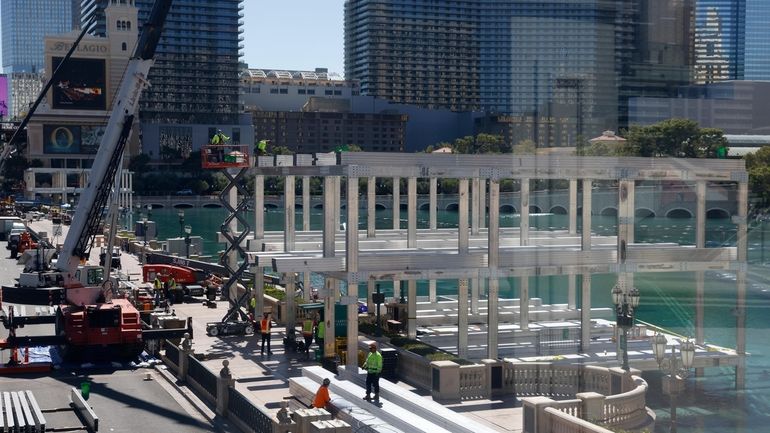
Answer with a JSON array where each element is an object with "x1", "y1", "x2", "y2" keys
[{"x1": 260, "y1": 312, "x2": 272, "y2": 355}]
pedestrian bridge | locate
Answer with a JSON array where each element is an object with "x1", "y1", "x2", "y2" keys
[{"x1": 139, "y1": 184, "x2": 737, "y2": 219}]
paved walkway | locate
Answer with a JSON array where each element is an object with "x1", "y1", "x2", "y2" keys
[{"x1": 26, "y1": 218, "x2": 523, "y2": 432}]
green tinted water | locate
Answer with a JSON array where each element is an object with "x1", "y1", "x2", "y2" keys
[{"x1": 141, "y1": 206, "x2": 770, "y2": 432}]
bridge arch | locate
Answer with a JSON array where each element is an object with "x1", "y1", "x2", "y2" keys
[
  {"x1": 666, "y1": 208, "x2": 692, "y2": 219},
  {"x1": 445, "y1": 203, "x2": 459, "y2": 212},
  {"x1": 599, "y1": 207, "x2": 617, "y2": 216},
  {"x1": 529, "y1": 205, "x2": 542, "y2": 213},
  {"x1": 635, "y1": 208, "x2": 655, "y2": 218},
  {"x1": 550, "y1": 205, "x2": 567, "y2": 215},
  {"x1": 400, "y1": 203, "x2": 408, "y2": 211},
  {"x1": 264, "y1": 203, "x2": 279, "y2": 210},
  {"x1": 706, "y1": 208, "x2": 730, "y2": 219},
  {"x1": 148, "y1": 203, "x2": 165, "y2": 209},
  {"x1": 419, "y1": 203, "x2": 430, "y2": 211},
  {"x1": 202, "y1": 203, "x2": 222, "y2": 209},
  {"x1": 295, "y1": 203, "x2": 303, "y2": 209},
  {"x1": 313, "y1": 203, "x2": 324, "y2": 209},
  {"x1": 173, "y1": 203, "x2": 194, "y2": 209},
  {"x1": 375, "y1": 203, "x2": 387, "y2": 210},
  {"x1": 500, "y1": 204, "x2": 516, "y2": 214}
]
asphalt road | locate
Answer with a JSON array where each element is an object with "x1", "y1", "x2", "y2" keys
[{"x1": 0, "y1": 240, "x2": 235, "y2": 433}]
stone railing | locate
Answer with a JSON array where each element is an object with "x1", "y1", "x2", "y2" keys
[{"x1": 424, "y1": 358, "x2": 651, "y2": 433}]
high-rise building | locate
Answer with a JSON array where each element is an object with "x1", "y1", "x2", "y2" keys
[
  {"x1": 693, "y1": 0, "x2": 745, "y2": 83},
  {"x1": 1, "y1": 0, "x2": 78, "y2": 120},
  {"x1": 80, "y1": 0, "x2": 250, "y2": 158},
  {"x1": 1, "y1": 0, "x2": 77, "y2": 73},
  {"x1": 345, "y1": 0, "x2": 692, "y2": 146},
  {"x1": 744, "y1": 0, "x2": 770, "y2": 80}
]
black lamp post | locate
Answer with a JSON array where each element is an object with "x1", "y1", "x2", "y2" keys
[
  {"x1": 652, "y1": 334, "x2": 696, "y2": 433},
  {"x1": 184, "y1": 224, "x2": 192, "y2": 258},
  {"x1": 612, "y1": 284, "x2": 640, "y2": 371},
  {"x1": 178, "y1": 209, "x2": 185, "y2": 237},
  {"x1": 372, "y1": 283, "x2": 385, "y2": 337},
  {"x1": 141, "y1": 213, "x2": 148, "y2": 265}
]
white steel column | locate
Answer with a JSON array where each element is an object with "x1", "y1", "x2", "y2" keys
[
  {"x1": 582, "y1": 179, "x2": 592, "y2": 250},
  {"x1": 569, "y1": 179, "x2": 578, "y2": 234},
  {"x1": 346, "y1": 176, "x2": 359, "y2": 370},
  {"x1": 323, "y1": 176, "x2": 336, "y2": 358},
  {"x1": 520, "y1": 178, "x2": 530, "y2": 246},
  {"x1": 302, "y1": 176, "x2": 310, "y2": 231},
  {"x1": 429, "y1": 177, "x2": 437, "y2": 230},
  {"x1": 471, "y1": 278, "x2": 479, "y2": 314},
  {"x1": 472, "y1": 178, "x2": 480, "y2": 235},
  {"x1": 736, "y1": 180, "x2": 748, "y2": 390},
  {"x1": 520, "y1": 276, "x2": 529, "y2": 331},
  {"x1": 695, "y1": 180, "x2": 706, "y2": 377},
  {"x1": 393, "y1": 281, "x2": 401, "y2": 303},
  {"x1": 429, "y1": 280, "x2": 437, "y2": 303},
  {"x1": 284, "y1": 176, "x2": 295, "y2": 251},
  {"x1": 334, "y1": 177, "x2": 341, "y2": 231},
  {"x1": 407, "y1": 279, "x2": 417, "y2": 339},
  {"x1": 458, "y1": 278, "x2": 469, "y2": 359},
  {"x1": 284, "y1": 273, "x2": 296, "y2": 338},
  {"x1": 367, "y1": 176, "x2": 376, "y2": 238},
  {"x1": 367, "y1": 280, "x2": 375, "y2": 315},
  {"x1": 459, "y1": 179, "x2": 469, "y2": 254},
  {"x1": 487, "y1": 179, "x2": 500, "y2": 359},
  {"x1": 568, "y1": 274, "x2": 576, "y2": 309},
  {"x1": 408, "y1": 177, "x2": 417, "y2": 248},
  {"x1": 392, "y1": 177, "x2": 400, "y2": 230},
  {"x1": 480, "y1": 180, "x2": 486, "y2": 229},
  {"x1": 253, "y1": 265, "x2": 264, "y2": 319},
  {"x1": 303, "y1": 272, "x2": 311, "y2": 302},
  {"x1": 255, "y1": 175, "x2": 265, "y2": 240},
  {"x1": 580, "y1": 274, "x2": 592, "y2": 353}
]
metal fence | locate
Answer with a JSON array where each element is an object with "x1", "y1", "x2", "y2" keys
[
  {"x1": 164, "y1": 340, "x2": 179, "y2": 370},
  {"x1": 228, "y1": 387, "x2": 274, "y2": 433},
  {"x1": 187, "y1": 356, "x2": 217, "y2": 402},
  {"x1": 538, "y1": 327, "x2": 581, "y2": 355}
]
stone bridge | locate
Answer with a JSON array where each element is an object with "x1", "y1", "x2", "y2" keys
[{"x1": 139, "y1": 184, "x2": 737, "y2": 219}]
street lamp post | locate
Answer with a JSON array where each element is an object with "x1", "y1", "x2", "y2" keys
[
  {"x1": 612, "y1": 284, "x2": 640, "y2": 371},
  {"x1": 184, "y1": 224, "x2": 192, "y2": 258},
  {"x1": 652, "y1": 334, "x2": 696, "y2": 433},
  {"x1": 178, "y1": 209, "x2": 185, "y2": 237},
  {"x1": 141, "y1": 214, "x2": 148, "y2": 265}
]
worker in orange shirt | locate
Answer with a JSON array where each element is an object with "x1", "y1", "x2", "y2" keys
[
  {"x1": 260, "y1": 312, "x2": 273, "y2": 355},
  {"x1": 313, "y1": 378, "x2": 331, "y2": 410}
]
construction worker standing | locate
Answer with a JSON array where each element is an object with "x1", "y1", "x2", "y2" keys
[
  {"x1": 211, "y1": 130, "x2": 230, "y2": 145},
  {"x1": 260, "y1": 312, "x2": 273, "y2": 355},
  {"x1": 169, "y1": 276, "x2": 178, "y2": 304},
  {"x1": 362, "y1": 342, "x2": 383, "y2": 401},
  {"x1": 256, "y1": 139, "x2": 269, "y2": 156},
  {"x1": 315, "y1": 318, "x2": 325, "y2": 356},
  {"x1": 302, "y1": 316, "x2": 315, "y2": 359},
  {"x1": 153, "y1": 276, "x2": 162, "y2": 304}
]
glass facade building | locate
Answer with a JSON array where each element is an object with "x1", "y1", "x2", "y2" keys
[
  {"x1": 744, "y1": 0, "x2": 770, "y2": 80},
  {"x1": 694, "y1": 0, "x2": 745, "y2": 83},
  {"x1": 1, "y1": 0, "x2": 76, "y2": 73},
  {"x1": 81, "y1": 0, "x2": 244, "y2": 125},
  {"x1": 345, "y1": 0, "x2": 692, "y2": 146}
]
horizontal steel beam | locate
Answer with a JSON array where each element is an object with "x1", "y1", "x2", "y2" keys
[{"x1": 250, "y1": 152, "x2": 747, "y2": 182}]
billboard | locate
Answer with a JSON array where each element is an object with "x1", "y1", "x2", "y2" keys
[
  {"x1": 0, "y1": 75, "x2": 7, "y2": 119},
  {"x1": 51, "y1": 57, "x2": 106, "y2": 110},
  {"x1": 43, "y1": 124, "x2": 99, "y2": 154}
]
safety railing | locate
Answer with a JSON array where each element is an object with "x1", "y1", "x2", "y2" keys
[
  {"x1": 459, "y1": 364, "x2": 487, "y2": 400},
  {"x1": 601, "y1": 376, "x2": 649, "y2": 428},
  {"x1": 187, "y1": 356, "x2": 217, "y2": 404},
  {"x1": 164, "y1": 340, "x2": 180, "y2": 372},
  {"x1": 227, "y1": 386, "x2": 274, "y2": 433}
]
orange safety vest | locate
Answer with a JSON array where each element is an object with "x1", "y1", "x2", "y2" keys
[{"x1": 260, "y1": 318, "x2": 270, "y2": 334}]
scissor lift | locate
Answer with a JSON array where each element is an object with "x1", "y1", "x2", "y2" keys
[{"x1": 201, "y1": 144, "x2": 254, "y2": 336}]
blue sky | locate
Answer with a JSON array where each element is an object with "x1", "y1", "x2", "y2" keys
[
  {"x1": 242, "y1": 1, "x2": 346, "y2": 75},
  {"x1": 0, "y1": 1, "x2": 347, "y2": 76}
]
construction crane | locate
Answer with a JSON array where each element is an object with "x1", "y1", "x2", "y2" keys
[{"x1": 0, "y1": 0, "x2": 189, "y2": 362}]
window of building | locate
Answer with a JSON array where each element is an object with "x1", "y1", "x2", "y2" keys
[
  {"x1": 325, "y1": 90, "x2": 333, "y2": 95},
  {"x1": 51, "y1": 159, "x2": 64, "y2": 168},
  {"x1": 279, "y1": 88, "x2": 288, "y2": 94},
  {"x1": 298, "y1": 89, "x2": 306, "y2": 94},
  {"x1": 270, "y1": 88, "x2": 279, "y2": 94},
  {"x1": 308, "y1": 89, "x2": 316, "y2": 95}
]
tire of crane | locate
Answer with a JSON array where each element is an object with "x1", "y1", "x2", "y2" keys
[
  {"x1": 244, "y1": 324, "x2": 254, "y2": 335},
  {"x1": 208, "y1": 325, "x2": 219, "y2": 337}
]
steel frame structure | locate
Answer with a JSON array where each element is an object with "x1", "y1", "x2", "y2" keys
[{"x1": 244, "y1": 152, "x2": 748, "y2": 389}]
